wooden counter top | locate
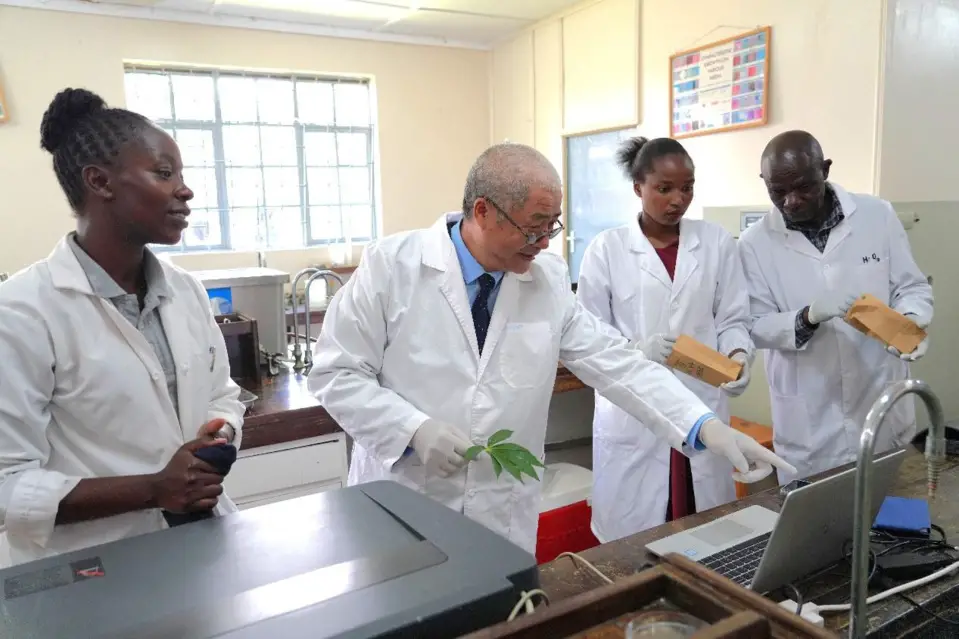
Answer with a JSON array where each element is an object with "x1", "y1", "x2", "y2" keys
[
  {"x1": 241, "y1": 364, "x2": 587, "y2": 450},
  {"x1": 537, "y1": 449, "x2": 959, "y2": 636}
]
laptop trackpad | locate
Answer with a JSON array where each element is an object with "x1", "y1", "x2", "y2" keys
[{"x1": 688, "y1": 519, "x2": 754, "y2": 547}]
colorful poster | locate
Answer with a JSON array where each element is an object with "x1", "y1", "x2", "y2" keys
[{"x1": 669, "y1": 27, "x2": 770, "y2": 139}]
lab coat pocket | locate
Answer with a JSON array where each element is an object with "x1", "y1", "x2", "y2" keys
[{"x1": 500, "y1": 322, "x2": 555, "y2": 389}]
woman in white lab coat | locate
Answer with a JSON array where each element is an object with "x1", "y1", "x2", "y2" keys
[
  {"x1": 0, "y1": 88, "x2": 245, "y2": 566},
  {"x1": 578, "y1": 137, "x2": 753, "y2": 542}
]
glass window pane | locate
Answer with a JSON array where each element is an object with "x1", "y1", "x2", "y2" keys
[
  {"x1": 218, "y1": 76, "x2": 258, "y2": 123},
  {"x1": 183, "y1": 209, "x2": 223, "y2": 248},
  {"x1": 344, "y1": 204, "x2": 373, "y2": 241},
  {"x1": 266, "y1": 207, "x2": 304, "y2": 249},
  {"x1": 225, "y1": 168, "x2": 263, "y2": 207},
  {"x1": 222, "y1": 125, "x2": 261, "y2": 167},
  {"x1": 259, "y1": 126, "x2": 297, "y2": 167},
  {"x1": 304, "y1": 132, "x2": 337, "y2": 166},
  {"x1": 336, "y1": 132, "x2": 368, "y2": 166},
  {"x1": 339, "y1": 167, "x2": 370, "y2": 204},
  {"x1": 230, "y1": 207, "x2": 263, "y2": 251},
  {"x1": 183, "y1": 167, "x2": 218, "y2": 209},
  {"x1": 334, "y1": 83, "x2": 370, "y2": 126},
  {"x1": 296, "y1": 82, "x2": 334, "y2": 125},
  {"x1": 171, "y1": 74, "x2": 215, "y2": 121},
  {"x1": 175, "y1": 129, "x2": 216, "y2": 168},
  {"x1": 257, "y1": 78, "x2": 295, "y2": 125},
  {"x1": 307, "y1": 168, "x2": 339, "y2": 205},
  {"x1": 263, "y1": 167, "x2": 300, "y2": 207},
  {"x1": 124, "y1": 72, "x2": 172, "y2": 121},
  {"x1": 309, "y1": 206, "x2": 342, "y2": 242}
]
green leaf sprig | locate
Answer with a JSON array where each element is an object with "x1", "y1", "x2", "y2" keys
[{"x1": 463, "y1": 429, "x2": 546, "y2": 483}]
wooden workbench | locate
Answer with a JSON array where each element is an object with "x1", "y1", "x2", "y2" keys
[
  {"x1": 240, "y1": 365, "x2": 587, "y2": 450},
  {"x1": 537, "y1": 449, "x2": 959, "y2": 637}
]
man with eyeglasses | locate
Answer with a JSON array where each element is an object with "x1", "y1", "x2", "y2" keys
[{"x1": 309, "y1": 143, "x2": 793, "y2": 553}]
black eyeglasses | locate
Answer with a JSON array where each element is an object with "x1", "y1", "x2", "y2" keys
[{"x1": 483, "y1": 196, "x2": 564, "y2": 246}]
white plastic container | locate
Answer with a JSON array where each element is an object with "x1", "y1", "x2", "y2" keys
[{"x1": 538, "y1": 462, "x2": 593, "y2": 513}]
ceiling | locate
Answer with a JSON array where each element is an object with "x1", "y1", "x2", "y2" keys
[{"x1": 8, "y1": 0, "x2": 587, "y2": 47}]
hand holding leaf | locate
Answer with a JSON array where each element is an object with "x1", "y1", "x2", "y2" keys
[{"x1": 463, "y1": 429, "x2": 546, "y2": 483}]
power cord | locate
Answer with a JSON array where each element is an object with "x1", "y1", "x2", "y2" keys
[
  {"x1": 899, "y1": 593, "x2": 959, "y2": 626},
  {"x1": 507, "y1": 552, "x2": 616, "y2": 623},
  {"x1": 555, "y1": 551, "x2": 615, "y2": 584}
]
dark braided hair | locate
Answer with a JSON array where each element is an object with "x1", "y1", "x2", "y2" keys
[
  {"x1": 616, "y1": 136, "x2": 693, "y2": 183},
  {"x1": 40, "y1": 88, "x2": 153, "y2": 212}
]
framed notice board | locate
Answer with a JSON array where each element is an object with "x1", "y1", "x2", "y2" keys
[{"x1": 669, "y1": 26, "x2": 770, "y2": 139}]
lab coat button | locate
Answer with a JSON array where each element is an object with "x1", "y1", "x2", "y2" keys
[{"x1": 151, "y1": 372, "x2": 160, "y2": 381}]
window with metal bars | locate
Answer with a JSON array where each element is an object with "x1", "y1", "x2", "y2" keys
[{"x1": 123, "y1": 66, "x2": 377, "y2": 252}]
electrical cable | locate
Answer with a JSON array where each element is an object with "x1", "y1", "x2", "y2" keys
[
  {"x1": 506, "y1": 589, "x2": 549, "y2": 621},
  {"x1": 783, "y1": 583, "x2": 803, "y2": 615},
  {"x1": 899, "y1": 593, "x2": 959, "y2": 626},
  {"x1": 816, "y1": 556, "x2": 959, "y2": 613},
  {"x1": 556, "y1": 551, "x2": 614, "y2": 584}
]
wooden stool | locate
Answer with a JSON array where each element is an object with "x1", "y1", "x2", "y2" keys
[{"x1": 729, "y1": 416, "x2": 775, "y2": 499}]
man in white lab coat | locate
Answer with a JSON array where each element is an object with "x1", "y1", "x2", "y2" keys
[
  {"x1": 739, "y1": 130, "x2": 933, "y2": 483},
  {"x1": 309, "y1": 142, "x2": 793, "y2": 552}
]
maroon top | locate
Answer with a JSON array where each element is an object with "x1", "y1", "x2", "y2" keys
[{"x1": 653, "y1": 242, "x2": 696, "y2": 522}]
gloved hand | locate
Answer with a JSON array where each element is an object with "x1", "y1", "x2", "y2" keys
[
  {"x1": 410, "y1": 419, "x2": 472, "y2": 478},
  {"x1": 807, "y1": 291, "x2": 860, "y2": 325},
  {"x1": 635, "y1": 334, "x2": 677, "y2": 365},
  {"x1": 699, "y1": 418, "x2": 797, "y2": 477},
  {"x1": 887, "y1": 313, "x2": 930, "y2": 361},
  {"x1": 720, "y1": 352, "x2": 751, "y2": 397}
]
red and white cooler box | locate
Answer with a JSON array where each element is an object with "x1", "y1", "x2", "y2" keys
[{"x1": 535, "y1": 462, "x2": 600, "y2": 564}]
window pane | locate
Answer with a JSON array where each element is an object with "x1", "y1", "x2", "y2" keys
[
  {"x1": 309, "y1": 206, "x2": 342, "y2": 242},
  {"x1": 225, "y1": 168, "x2": 263, "y2": 207},
  {"x1": 175, "y1": 129, "x2": 216, "y2": 168},
  {"x1": 263, "y1": 167, "x2": 300, "y2": 206},
  {"x1": 334, "y1": 83, "x2": 370, "y2": 126},
  {"x1": 259, "y1": 126, "x2": 297, "y2": 167},
  {"x1": 183, "y1": 167, "x2": 218, "y2": 209},
  {"x1": 218, "y1": 76, "x2": 258, "y2": 123},
  {"x1": 336, "y1": 132, "x2": 368, "y2": 166},
  {"x1": 296, "y1": 81, "x2": 334, "y2": 125},
  {"x1": 307, "y1": 168, "x2": 339, "y2": 205},
  {"x1": 304, "y1": 131, "x2": 337, "y2": 166},
  {"x1": 266, "y1": 207, "x2": 304, "y2": 248},
  {"x1": 344, "y1": 204, "x2": 373, "y2": 240},
  {"x1": 171, "y1": 74, "x2": 215, "y2": 121},
  {"x1": 125, "y1": 72, "x2": 172, "y2": 121},
  {"x1": 222, "y1": 125, "x2": 261, "y2": 166},
  {"x1": 230, "y1": 207, "x2": 263, "y2": 251},
  {"x1": 339, "y1": 167, "x2": 370, "y2": 204},
  {"x1": 257, "y1": 78, "x2": 295, "y2": 125},
  {"x1": 183, "y1": 209, "x2": 223, "y2": 248}
]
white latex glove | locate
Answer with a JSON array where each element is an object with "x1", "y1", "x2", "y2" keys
[
  {"x1": 410, "y1": 419, "x2": 472, "y2": 478},
  {"x1": 720, "y1": 352, "x2": 751, "y2": 397},
  {"x1": 887, "y1": 313, "x2": 930, "y2": 361},
  {"x1": 807, "y1": 291, "x2": 860, "y2": 325},
  {"x1": 635, "y1": 334, "x2": 677, "y2": 365},
  {"x1": 699, "y1": 418, "x2": 797, "y2": 478}
]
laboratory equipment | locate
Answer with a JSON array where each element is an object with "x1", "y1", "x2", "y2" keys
[
  {"x1": 194, "y1": 268, "x2": 290, "y2": 356},
  {"x1": 302, "y1": 269, "x2": 344, "y2": 369},
  {"x1": 0, "y1": 480, "x2": 538, "y2": 639},
  {"x1": 289, "y1": 267, "x2": 319, "y2": 370},
  {"x1": 849, "y1": 379, "x2": 946, "y2": 638}
]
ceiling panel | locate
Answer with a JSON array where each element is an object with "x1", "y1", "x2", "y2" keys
[
  {"x1": 379, "y1": 10, "x2": 526, "y2": 43},
  {"x1": 416, "y1": 0, "x2": 585, "y2": 21}
]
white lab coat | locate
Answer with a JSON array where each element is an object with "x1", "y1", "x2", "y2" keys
[
  {"x1": 738, "y1": 183, "x2": 933, "y2": 483},
  {"x1": 0, "y1": 237, "x2": 244, "y2": 567},
  {"x1": 577, "y1": 219, "x2": 747, "y2": 542},
  {"x1": 308, "y1": 213, "x2": 714, "y2": 553}
]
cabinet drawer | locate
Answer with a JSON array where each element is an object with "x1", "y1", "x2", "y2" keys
[{"x1": 224, "y1": 437, "x2": 346, "y2": 502}]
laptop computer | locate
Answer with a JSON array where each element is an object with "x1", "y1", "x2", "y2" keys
[{"x1": 646, "y1": 447, "x2": 906, "y2": 593}]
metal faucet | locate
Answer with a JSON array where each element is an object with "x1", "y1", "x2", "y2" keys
[
  {"x1": 849, "y1": 379, "x2": 946, "y2": 638},
  {"x1": 290, "y1": 268, "x2": 320, "y2": 370},
  {"x1": 302, "y1": 270, "x2": 345, "y2": 369}
]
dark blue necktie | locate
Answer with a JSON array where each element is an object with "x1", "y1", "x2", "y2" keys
[{"x1": 472, "y1": 273, "x2": 496, "y2": 354}]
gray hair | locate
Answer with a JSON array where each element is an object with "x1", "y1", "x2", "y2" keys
[{"x1": 462, "y1": 143, "x2": 561, "y2": 218}]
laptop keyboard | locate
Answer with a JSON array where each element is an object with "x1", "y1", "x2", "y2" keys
[{"x1": 700, "y1": 532, "x2": 772, "y2": 586}]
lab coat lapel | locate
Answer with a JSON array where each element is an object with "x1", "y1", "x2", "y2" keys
[
  {"x1": 628, "y1": 221, "x2": 672, "y2": 290},
  {"x1": 671, "y1": 222, "x2": 700, "y2": 301},
  {"x1": 767, "y1": 208, "x2": 823, "y2": 260},
  {"x1": 477, "y1": 269, "x2": 529, "y2": 380},
  {"x1": 822, "y1": 183, "x2": 857, "y2": 257},
  {"x1": 159, "y1": 297, "x2": 195, "y2": 438},
  {"x1": 424, "y1": 215, "x2": 481, "y2": 360}
]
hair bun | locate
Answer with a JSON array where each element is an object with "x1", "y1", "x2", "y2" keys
[
  {"x1": 40, "y1": 88, "x2": 107, "y2": 153},
  {"x1": 616, "y1": 136, "x2": 649, "y2": 176}
]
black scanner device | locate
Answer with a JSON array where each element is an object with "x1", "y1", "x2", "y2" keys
[{"x1": 162, "y1": 443, "x2": 237, "y2": 527}]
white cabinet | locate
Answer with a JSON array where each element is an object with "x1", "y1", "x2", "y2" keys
[{"x1": 224, "y1": 433, "x2": 348, "y2": 510}]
